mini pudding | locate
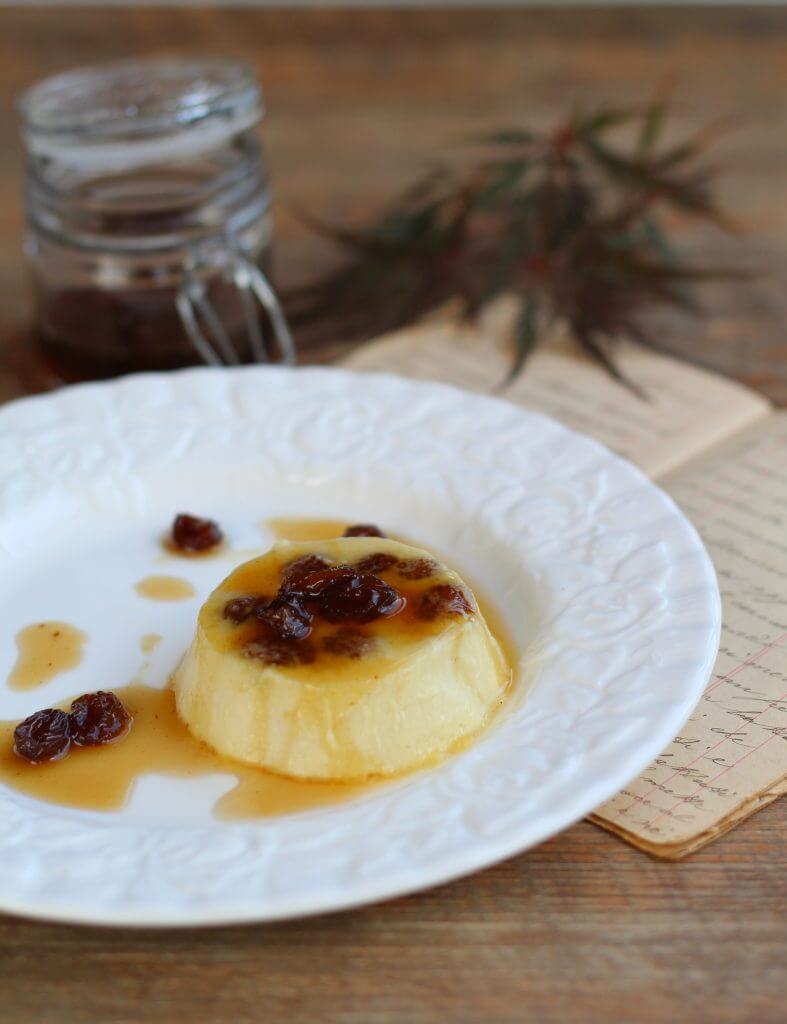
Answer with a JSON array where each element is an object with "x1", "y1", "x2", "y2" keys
[{"x1": 173, "y1": 538, "x2": 510, "y2": 780}]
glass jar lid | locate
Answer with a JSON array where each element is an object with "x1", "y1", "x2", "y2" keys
[{"x1": 20, "y1": 58, "x2": 263, "y2": 172}]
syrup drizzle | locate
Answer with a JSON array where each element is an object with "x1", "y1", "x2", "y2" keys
[
  {"x1": 0, "y1": 684, "x2": 370, "y2": 819},
  {"x1": 7, "y1": 622, "x2": 87, "y2": 692},
  {"x1": 266, "y1": 517, "x2": 353, "y2": 543},
  {"x1": 1, "y1": 518, "x2": 514, "y2": 819},
  {"x1": 135, "y1": 576, "x2": 195, "y2": 602},
  {"x1": 140, "y1": 634, "x2": 162, "y2": 654}
]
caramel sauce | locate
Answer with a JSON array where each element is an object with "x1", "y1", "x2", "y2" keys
[
  {"x1": 7, "y1": 622, "x2": 87, "y2": 692},
  {"x1": 161, "y1": 536, "x2": 228, "y2": 560},
  {"x1": 249, "y1": 521, "x2": 517, "y2": 678},
  {"x1": 215, "y1": 545, "x2": 467, "y2": 679},
  {"x1": 266, "y1": 517, "x2": 352, "y2": 542},
  {"x1": 135, "y1": 575, "x2": 195, "y2": 602},
  {"x1": 140, "y1": 633, "x2": 162, "y2": 654},
  {"x1": 0, "y1": 518, "x2": 514, "y2": 820},
  {"x1": 0, "y1": 685, "x2": 370, "y2": 818}
]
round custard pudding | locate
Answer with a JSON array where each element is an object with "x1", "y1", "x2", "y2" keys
[{"x1": 173, "y1": 538, "x2": 510, "y2": 780}]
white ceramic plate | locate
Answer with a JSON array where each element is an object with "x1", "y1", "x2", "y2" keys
[{"x1": 0, "y1": 366, "x2": 720, "y2": 926}]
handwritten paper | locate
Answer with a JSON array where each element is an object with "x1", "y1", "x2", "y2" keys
[
  {"x1": 344, "y1": 303, "x2": 769, "y2": 478},
  {"x1": 344, "y1": 315, "x2": 787, "y2": 857},
  {"x1": 592, "y1": 416, "x2": 787, "y2": 856}
]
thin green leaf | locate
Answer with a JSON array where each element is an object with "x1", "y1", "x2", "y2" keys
[
  {"x1": 638, "y1": 100, "x2": 666, "y2": 155},
  {"x1": 577, "y1": 107, "x2": 638, "y2": 136},
  {"x1": 478, "y1": 216, "x2": 533, "y2": 307},
  {"x1": 655, "y1": 139, "x2": 707, "y2": 171},
  {"x1": 290, "y1": 100, "x2": 745, "y2": 402},
  {"x1": 375, "y1": 202, "x2": 442, "y2": 244},
  {"x1": 577, "y1": 329, "x2": 648, "y2": 400},
  {"x1": 499, "y1": 296, "x2": 540, "y2": 390},
  {"x1": 641, "y1": 215, "x2": 677, "y2": 263},
  {"x1": 475, "y1": 159, "x2": 532, "y2": 207}
]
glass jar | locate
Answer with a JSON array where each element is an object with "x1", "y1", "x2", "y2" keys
[{"x1": 19, "y1": 57, "x2": 293, "y2": 380}]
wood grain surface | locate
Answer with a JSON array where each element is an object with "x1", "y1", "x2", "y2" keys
[{"x1": 0, "y1": 8, "x2": 785, "y2": 1023}]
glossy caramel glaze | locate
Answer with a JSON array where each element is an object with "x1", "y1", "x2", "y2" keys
[
  {"x1": 218, "y1": 532, "x2": 517, "y2": 683},
  {"x1": 263, "y1": 519, "x2": 514, "y2": 662},
  {"x1": 210, "y1": 542, "x2": 471, "y2": 679}
]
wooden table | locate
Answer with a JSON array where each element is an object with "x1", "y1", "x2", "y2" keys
[{"x1": 0, "y1": 8, "x2": 785, "y2": 1023}]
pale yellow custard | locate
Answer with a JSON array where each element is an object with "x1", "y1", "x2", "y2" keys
[{"x1": 173, "y1": 537, "x2": 510, "y2": 780}]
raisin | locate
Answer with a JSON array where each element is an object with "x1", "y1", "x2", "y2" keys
[
  {"x1": 223, "y1": 595, "x2": 264, "y2": 624},
  {"x1": 284, "y1": 565, "x2": 358, "y2": 599},
  {"x1": 355, "y1": 552, "x2": 398, "y2": 575},
  {"x1": 244, "y1": 638, "x2": 316, "y2": 667},
  {"x1": 13, "y1": 708, "x2": 72, "y2": 764},
  {"x1": 256, "y1": 594, "x2": 313, "y2": 640},
  {"x1": 319, "y1": 573, "x2": 404, "y2": 624},
  {"x1": 396, "y1": 557, "x2": 439, "y2": 580},
  {"x1": 322, "y1": 629, "x2": 376, "y2": 659},
  {"x1": 280, "y1": 553, "x2": 332, "y2": 587},
  {"x1": 69, "y1": 691, "x2": 131, "y2": 746},
  {"x1": 171, "y1": 513, "x2": 223, "y2": 552},
  {"x1": 280, "y1": 564, "x2": 404, "y2": 624},
  {"x1": 343, "y1": 523, "x2": 386, "y2": 538},
  {"x1": 417, "y1": 584, "x2": 473, "y2": 620}
]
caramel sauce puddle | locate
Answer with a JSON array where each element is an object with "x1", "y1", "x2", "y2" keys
[
  {"x1": 0, "y1": 517, "x2": 514, "y2": 820},
  {"x1": 135, "y1": 576, "x2": 195, "y2": 602},
  {"x1": 0, "y1": 684, "x2": 370, "y2": 819},
  {"x1": 7, "y1": 622, "x2": 87, "y2": 692},
  {"x1": 140, "y1": 633, "x2": 162, "y2": 654},
  {"x1": 266, "y1": 517, "x2": 354, "y2": 543}
]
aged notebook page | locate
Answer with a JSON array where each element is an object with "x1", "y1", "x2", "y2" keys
[
  {"x1": 592, "y1": 415, "x2": 787, "y2": 857},
  {"x1": 343, "y1": 317, "x2": 785, "y2": 858},
  {"x1": 343, "y1": 309, "x2": 770, "y2": 479}
]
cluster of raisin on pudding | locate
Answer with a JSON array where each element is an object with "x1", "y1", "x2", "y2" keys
[
  {"x1": 220, "y1": 524, "x2": 475, "y2": 668},
  {"x1": 174, "y1": 529, "x2": 505, "y2": 781},
  {"x1": 13, "y1": 691, "x2": 131, "y2": 765}
]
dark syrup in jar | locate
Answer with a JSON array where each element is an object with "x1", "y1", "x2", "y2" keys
[
  {"x1": 37, "y1": 275, "x2": 268, "y2": 380},
  {"x1": 21, "y1": 60, "x2": 279, "y2": 381}
]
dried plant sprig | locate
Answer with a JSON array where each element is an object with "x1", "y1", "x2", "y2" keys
[{"x1": 285, "y1": 97, "x2": 745, "y2": 394}]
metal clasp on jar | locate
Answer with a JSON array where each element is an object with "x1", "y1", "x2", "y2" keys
[{"x1": 176, "y1": 240, "x2": 295, "y2": 367}]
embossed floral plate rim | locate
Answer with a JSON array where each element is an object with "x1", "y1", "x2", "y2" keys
[{"x1": 0, "y1": 366, "x2": 720, "y2": 927}]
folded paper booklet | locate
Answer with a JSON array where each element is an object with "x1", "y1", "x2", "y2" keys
[{"x1": 342, "y1": 305, "x2": 787, "y2": 859}]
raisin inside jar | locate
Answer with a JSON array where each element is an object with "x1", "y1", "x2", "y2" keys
[
  {"x1": 23, "y1": 58, "x2": 276, "y2": 380},
  {"x1": 37, "y1": 275, "x2": 272, "y2": 381},
  {"x1": 23, "y1": 61, "x2": 276, "y2": 382}
]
